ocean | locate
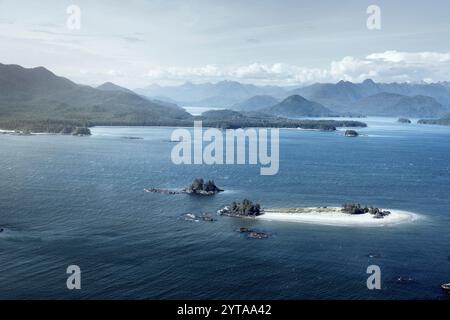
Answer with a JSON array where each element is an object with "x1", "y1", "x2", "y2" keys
[{"x1": 1, "y1": 117, "x2": 450, "y2": 299}]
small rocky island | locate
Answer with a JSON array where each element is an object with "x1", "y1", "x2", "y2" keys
[
  {"x1": 145, "y1": 178, "x2": 223, "y2": 196},
  {"x1": 183, "y1": 178, "x2": 223, "y2": 195},
  {"x1": 218, "y1": 199, "x2": 262, "y2": 217},
  {"x1": 398, "y1": 118, "x2": 412, "y2": 124},
  {"x1": 344, "y1": 130, "x2": 359, "y2": 137}
]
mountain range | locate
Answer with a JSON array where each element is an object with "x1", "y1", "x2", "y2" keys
[
  {"x1": 135, "y1": 81, "x2": 287, "y2": 107},
  {"x1": 137, "y1": 78, "x2": 450, "y2": 118},
  {"x1": 0, "y1": 63, "x2": 192, "y2": 131},
  {"x1": 1, "y1": 62, "x2": 450, "y2": 132}
]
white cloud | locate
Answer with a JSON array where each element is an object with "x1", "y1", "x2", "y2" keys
[
  {"x1": 141, "y1": 51, "x2": 450, "y2": 85},
  {"x1": 366, "y1": 51, "x2": 450, "y2": 63}
]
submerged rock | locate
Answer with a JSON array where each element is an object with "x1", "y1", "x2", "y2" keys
[
  {"x1": 236, "y1": 227, "x2": 269, "y2": 239},
  {"x1": 144, "y1": 188, "x2": 181, "y2": 195},
  {"x1": 183, "y1": 213, "x2": 216, "y2": 222}
]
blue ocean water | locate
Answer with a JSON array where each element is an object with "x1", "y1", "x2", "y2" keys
[{"x1": 1, "y1": 118, "x2": 450, "y2": 299}]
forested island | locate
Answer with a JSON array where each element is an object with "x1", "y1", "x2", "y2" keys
[
  {"x1": 418, "y1": 117, "x2": 450, "y2": 126},
  {"x1": 183, "y1": 178, "x2": 223, "y2": 195},
  {"x1": 199, "y1": 110, "x2": 367, "y2": 130},
  {"x1": 218, "y1": 199, "x2": 262, "y2": 217}
]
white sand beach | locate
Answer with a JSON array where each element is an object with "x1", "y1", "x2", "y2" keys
[{"x1": 257, "y1": 207, "x2": 418, "y2": 227}]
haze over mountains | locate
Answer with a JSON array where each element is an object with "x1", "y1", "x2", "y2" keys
[
  {"x1": 138, "y1": 78, "x2": 450, "y2": 118},
  {"x1": 135, "y1": 81, "x2": 287, "y2": 107}
]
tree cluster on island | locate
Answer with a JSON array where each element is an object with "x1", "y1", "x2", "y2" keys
[
  {"x1": 183, "y1": 178, "x2": 224, "y2": 195},
  {"x1": 218, "y1": 199, "x2": 262, "y2": 217},
  {"x1": 341, "y1": 203, "x2": 391, "y2": 218}
]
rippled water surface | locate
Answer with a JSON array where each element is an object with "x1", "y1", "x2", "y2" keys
[{"x1": 1, "y1": 118, "x2": 450, "y2": 299}]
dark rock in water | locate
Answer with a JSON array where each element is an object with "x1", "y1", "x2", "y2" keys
[
  {"x1": 121, "y1": 136, "x2": 143, "y2": 140},
  {"x1": 236, "y1": 227, "x2": 269, "y2": 239},
  {"x1": 396, "y1": 277, "x2": 415, "y2": 284},
  {"x1": 144, "y1": 188, "x2": 181, "y2": 195},
  {"x1": 442, "y1": 283, "x2": 450, "y2": 292},
  {"x1": 183, "y1": 213, "x2": 216, "y2": 222},
  {"x1": 344, "y1": 129, "x2": 359, "y2": 137},
  {"x1": 72, "y1": 127, "x2": 91, "y2": 136},
  {"x1": 183, "y1": 178, "x2": 223, "y2": 195},
  {"x1": 0, "y1": 228, "x2": 4, "y2": 233},
  {"x1": 247, "y1": 231, "x2": 269, "y2": 239},
  {"x1": 398, "y1": 118, "x2": 412, "y2": 124}
]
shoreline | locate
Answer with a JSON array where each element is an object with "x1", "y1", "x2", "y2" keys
[{"x1": 256, "y1": 207, "x2": 419, "y2": 227}]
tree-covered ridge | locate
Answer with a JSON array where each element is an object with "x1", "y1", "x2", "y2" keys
[
  {"x1": 199, "y1": 109, "x2": 367, "y2": 130},
  {"x1": 0, "y1": 63, "x2": 192, "y2": 132}
]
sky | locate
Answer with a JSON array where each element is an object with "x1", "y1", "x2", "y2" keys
[{"x1": 1, "y1": 0, "x2": 450, "y2": 88}]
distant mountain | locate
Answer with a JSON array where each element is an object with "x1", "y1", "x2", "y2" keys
[
  {"x1": 262, "y1": 95, "x2": 334, "y2": 118},
  {"x1": 352, "y1": 93, "x2": 447, "y2": 117},
  {"x1": 135, "y1": 80, "x2": 288, "y2": 106},
  {"x1": 232, "y1": 95, "x2": 279, "y2": 111},
  {"x1": 292, "y1": 79, "x2": 450, "y2": 112},
  {"x1": 0, "y1": 63, "x2": 192, "y2": 131}
]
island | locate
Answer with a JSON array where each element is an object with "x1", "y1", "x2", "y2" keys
[
  {"x1": 256, "y1": 204, "x2": 417, "y2": 226},
  {"x1": 145, "y1": 178, "x2": 224, "y2": 196},
  {"x1": 418, "y1": 117, "x2": 450, "y2": 126},
  {"x1": 217, "y1": 199, "x2": 262, "y2": 217},
  {"x1": 398, "y1": 118, "x2": 412, "y2": 124},
  {"x1": 183, "y1": 178, "x2": 223, "y2": 195}
]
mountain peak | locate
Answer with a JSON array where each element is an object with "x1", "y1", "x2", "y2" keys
[
  {"x1": 97, "y1": 82, "x2": 133, "y2": 93},
  {"x1": 363, "y1": 79, "x2": 376, "y2": 85},
  {"x1": 264, "y1": 94, "x2": 334, "y2": 117}
]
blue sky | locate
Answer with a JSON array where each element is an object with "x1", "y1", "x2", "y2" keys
[{"x1": 1, "y1": 0, "x2": 450, "y2": 87}]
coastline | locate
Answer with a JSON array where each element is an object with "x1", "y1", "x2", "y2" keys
[{"x1": 257, "y1": 207, "x2": 419, "y2": 227}]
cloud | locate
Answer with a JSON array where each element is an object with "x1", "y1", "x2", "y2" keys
[{"x1": 142, "y1": 51, "x2": 450, "y2": 85}]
